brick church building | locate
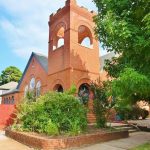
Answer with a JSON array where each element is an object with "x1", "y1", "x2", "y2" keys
[{"x1": 0, "y1": 0, "x2": 110, "y2": 128}]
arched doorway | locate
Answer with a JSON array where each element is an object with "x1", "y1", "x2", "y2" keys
[
  {"x1": 78, "y1": 83, "x2": 90, "y2": 105},
  {"x1": 53, "y1": 84, "x2": 64, "y2": 93}
]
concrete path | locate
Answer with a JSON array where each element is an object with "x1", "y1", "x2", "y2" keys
[
  {"x1": 0, "y1": 131, "x2": 150, "y2": 150},
  {"x1": 76, "y1": 132, "x2": 150, "y2": 150},
  {"x1": 0, "y1": 131, "x2": 32, "y2": 150},
  {"x1": 128, "y1": 118, "x2": 150, "y2": 128}
]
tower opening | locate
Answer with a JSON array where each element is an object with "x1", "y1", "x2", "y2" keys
[
  {"x1": 53, "y1": 26, "x2": 65, "y2": 50},
  {"x1": 78, "y1": 25, "x2": 93, "y2": 49}
]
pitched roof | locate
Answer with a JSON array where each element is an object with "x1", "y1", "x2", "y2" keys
[
  {"x1": 0, "y1": 88, "x2": 19, "y2": 96},
  {"x1": 0, "y1": 82, "x2": 18, "y2": 90},
  {"x1": 100, "y1": 52, "x2": 116, "y2": 71},
  {"x1": 17, "y1": 52, "x2": 48, "y2": 89},
  {"x1": 34, "y1": 52, "x2": 48, "y2": 72}
]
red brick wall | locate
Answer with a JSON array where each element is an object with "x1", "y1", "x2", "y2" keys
[
  {"x1": 18, "y1": 56, "x2": 48, "y2": 101},
  {"x1": 0, "y1": 105, "x2": 16, "y2": 129},
  {"x1": 1, "y1": 93, "x2": 19, "y2": 105},
  {"x1": 6, "y1": 129, "x2": 129, "y2": 150}
]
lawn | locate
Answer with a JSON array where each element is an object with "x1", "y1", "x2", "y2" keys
[{"x1": 130, "y1": 142, "x2": 150, "y2": 150}]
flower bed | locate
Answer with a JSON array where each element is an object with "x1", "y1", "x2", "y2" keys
[{"x1": 6, "y1": 129, "x2": 129, "y2": 150}]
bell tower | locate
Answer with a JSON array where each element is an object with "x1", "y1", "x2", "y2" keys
[{"x1": 47, "y1": 0, "x2": 100, "y2": 91}]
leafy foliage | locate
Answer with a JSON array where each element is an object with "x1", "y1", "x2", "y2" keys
[
  {"x1": 12, "y1": 89, "x2": 87, "y2": 136},
  {"x1": 116, "y1": 105, "x2": 149, "y2": 120},
  {"x1": 25, "y1": 90, "x2": 36, "y2": 103},
  {"x1": 94, "y1": 0, "x2": 150, "y2": 77},
  {"x1": 111, "y1": 67, "x2": 150, "y2": 104},
  {"x1": 94, "y1": 0, "x2": 150, "y2": 104},
  {"x1": 91, "y1": 79, "x2": 114, "y2": 128},
  {"x1": 0, "y1": 66, "x2": 22, "y2": 85}
]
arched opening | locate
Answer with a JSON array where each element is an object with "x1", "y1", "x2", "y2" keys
[
  {"x1": 36, "y1": 81, "x2": 41, "y2": 97},
  {"x1": 53, "y1": 84, "x2": 64, "y2": 93},
  {"x1": 80, "y1": 37, "x2": 92, "y2": 48},
  {"x1": 29, "y1": 77, "x2": 35, "y2": 90},
  {"x1": 78, "y1": 83, "x2": 90, "y2": 105},
  {"x1": 78, "y1": 25, "x2": 93, "y2": 49},
  {"x1": 53, "y1": 26, "x2": 65, "y2": 50}
]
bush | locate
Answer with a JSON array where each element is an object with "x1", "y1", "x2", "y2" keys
[
  {"x1": 12, "y1": 90, "x2": 87, "y2": 136},
  {"x1": 116, "y1": 105, "x2": 149, "y2": 120},
  {"x1": 91, "y1": 79, "x2": 114, "y2": 128},
  {"x1": 44, "y1": 120, "x2": 59, "y2": 135}
]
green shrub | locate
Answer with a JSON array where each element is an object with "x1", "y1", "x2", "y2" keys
[
  {"x1": 25, "y1": 90, "x2": 36, "y2": 102},
  {"x1": 12, "y1": 89, "x2": 87, "y2": 136},
  {"x1": 44, "y1": 120, "x2": 59, "y2": 135},
  {"x1": 116, "y1": 105, "x2": 149, "y2": 120},
  {"x1": 91, "y1": 79, "x2": 114, "y2": 128}
]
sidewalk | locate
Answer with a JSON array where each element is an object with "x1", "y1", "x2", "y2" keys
[
  {"x1": 76, "y1": 132, "x2": 150, "y2": 150},
  {"x1": 0, "y1": 131, "x2": 32, "y2": 150},
  {"x1": 0, "y1": 131, "x2": 150, "y2": 150}
]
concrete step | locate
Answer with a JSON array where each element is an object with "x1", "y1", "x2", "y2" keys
[
  {"x1": 128, "y1": 129, "x2": 139, "y2": 133},
  {"x1": 112, "y1": 124, "x2": 140, "y2": 133}
]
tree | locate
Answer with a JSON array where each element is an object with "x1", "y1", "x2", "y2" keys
[
  {"x1": 111, "y1": 68, "x2": 150, "y2": 104},
  {"x1": 0, "y1": 66, "x2": 22, "y2": 85},
  {"x1": 93, "y1": 0, "x2": 150, "y2": 102}
]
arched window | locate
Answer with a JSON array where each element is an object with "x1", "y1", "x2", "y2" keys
[
  {"x1": 24, "y1": 85, "x2": 29, "y2": 97},
  {"x1": 53, "y1": 26, "x2": 65, "y2": 50},
  {"x1": 78, "y1": 25, "x2": 93, "y2": 49},
  {"x1": 53, "y1": 84, "x2": 64, "y2": 93},
  {"x1": 36, "y1": 81, "x2": 41, "y2": 97},
  {"x1": 30, "y1": 77, "x2": 35, "y2": 90},
  {"x1": 78, "y1": 83, "x2": 90, "y2": 105}
]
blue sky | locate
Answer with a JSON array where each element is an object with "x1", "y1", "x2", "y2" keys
[{"x1": 0, "y1": 0, "x2": 107, "y2": 73}]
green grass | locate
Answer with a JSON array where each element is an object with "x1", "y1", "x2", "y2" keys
[{"x1": 130, "y1": 142, "x2": 150, "y2": 150}]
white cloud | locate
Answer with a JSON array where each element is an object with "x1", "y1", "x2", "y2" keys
[{"x1": 0, "y1": 0, "x2": 105, "y2": 59}]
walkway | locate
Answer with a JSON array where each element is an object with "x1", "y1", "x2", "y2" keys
[
  {"x1": 0, "y1": 131, "x2": 150, "y2": 150},
  {"x1": 0, "y1": 131, "x2": 32, "y2": 150},
  {"x1": 76, "y1": 132, "x2": 150, "y2": 150},
  {"x1": 128, "y1": 118, "x2": 150, "y2": 128}
]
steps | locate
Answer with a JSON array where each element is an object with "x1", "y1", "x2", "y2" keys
[
  {"x1": 111, "y1": 124, "x2": 140, "y2": 133},
  {"x1": 87, "y1": 113, "x2": 96, "y2": 124}
]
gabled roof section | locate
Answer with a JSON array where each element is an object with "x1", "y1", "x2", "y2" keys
[
  {"x1": 0, "y1": 82, "x2": 18, "y2": 90},
  {"x1": 17, "y1": 52, "x2": 48, "y2": 89},
  {"x1": 0, "y1": 88, "x2": 19, "y2": 96},
  {"x1": 34, "y1": 52, "x2": 48, "y2": 72}
]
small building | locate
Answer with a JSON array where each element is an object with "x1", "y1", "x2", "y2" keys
[{"x1": 0, "y1": 82, "x2": 18, "y2": 104}]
